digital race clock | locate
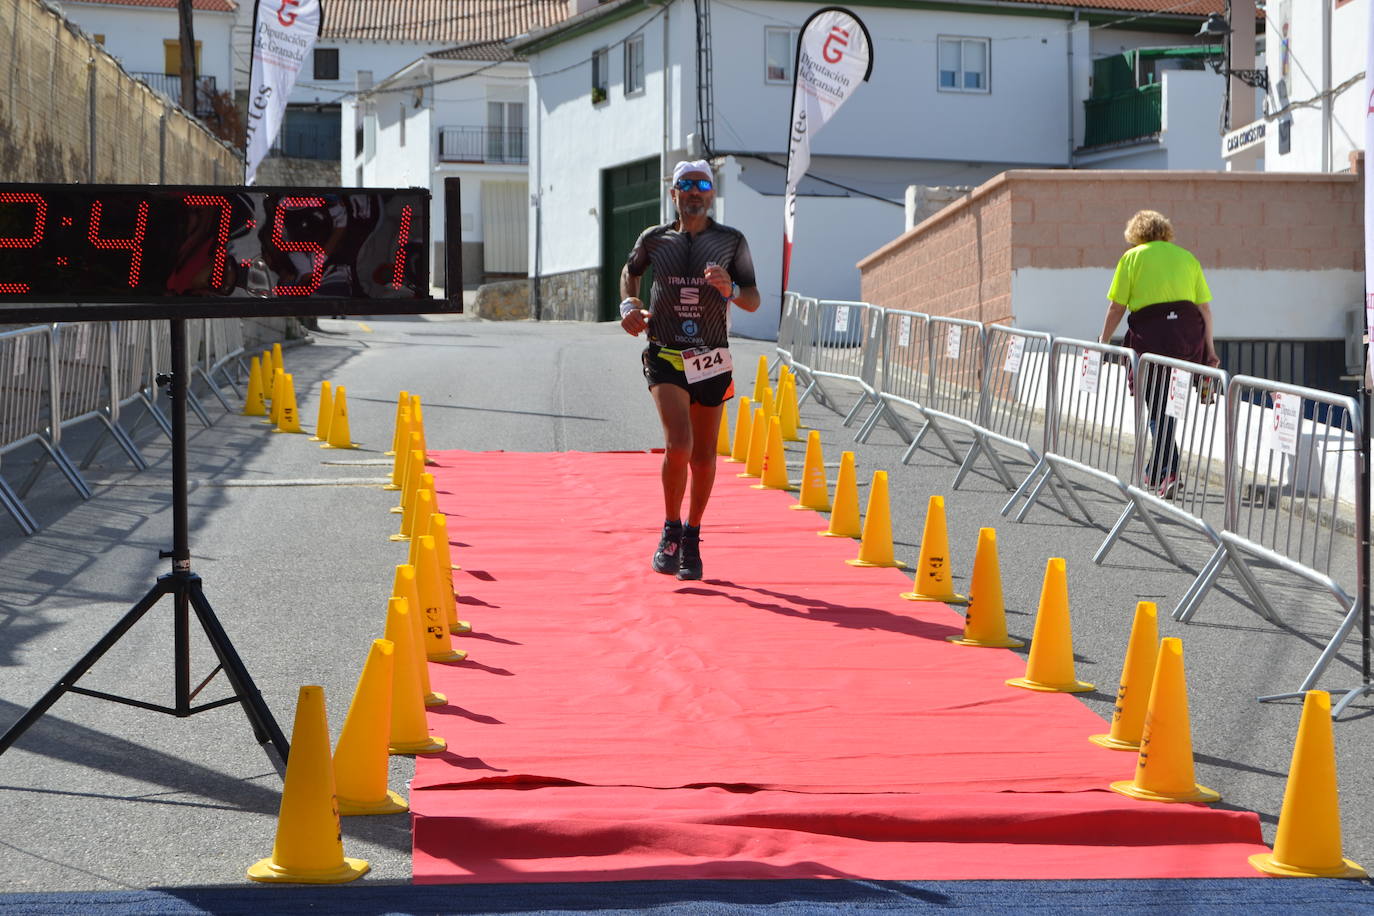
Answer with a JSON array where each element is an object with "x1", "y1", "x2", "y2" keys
[{"x1": 0, "y1": 183, "x2": 446, "y2": 321}]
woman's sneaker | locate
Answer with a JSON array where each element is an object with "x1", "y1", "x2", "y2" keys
[
  {"x1": 652, "y1": 520, "x2": 683, "y2": 575},
  {"x1": 677, "y1": 525, "x2": 703, "y2": 580},
  {"x1": 1156, "y1": 474, "x2": 1179, "y2": 500}
]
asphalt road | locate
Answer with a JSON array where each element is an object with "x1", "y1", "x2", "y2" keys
[{"x1": 0, "y1": 314, "x2": 1369, "y2": 893}]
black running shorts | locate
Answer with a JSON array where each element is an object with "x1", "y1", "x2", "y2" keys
[{"x1": 641, "y1": 344, "x2": 735, "y2": 407}]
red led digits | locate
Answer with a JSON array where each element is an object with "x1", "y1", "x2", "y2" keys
[
  {"x1": 88, "y1": 199, "x2": 150, "y2": 288},
  {"x1": 389, "y1": 205, "x2": 413, "y2": 290},
  {"x1": 183, "y1": 195, "x2": 233, "y2": 288},
  {"x1": 0, "y1": 192, "x2": 48, "y2": 293},
  {"x1": 272, "y1": 196, "x2": 327, "y2": 296}
]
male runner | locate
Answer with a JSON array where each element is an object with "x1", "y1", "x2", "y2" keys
[{"x1": 619, "y1": 159, "x2": 761, "y2": 580}]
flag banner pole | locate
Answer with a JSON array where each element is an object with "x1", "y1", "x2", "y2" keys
[
  {"x1": 780, "y1": 6, "x2": 873, "y2": 313},
  {"x1": 245, "y1": 0, "x2": 324, "y2": 185}
]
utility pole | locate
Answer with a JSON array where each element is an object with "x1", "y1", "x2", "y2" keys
[{"x1": 177, "y1": 0, "x2": 197, "y2": 114}]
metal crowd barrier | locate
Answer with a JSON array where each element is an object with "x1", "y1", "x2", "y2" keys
[
  {"x1": 774, "y1": 290, "x2": 1369, "y2": 704},
  {"x1": 0, "y1": 320, "x2": 249, "y2": 536}
]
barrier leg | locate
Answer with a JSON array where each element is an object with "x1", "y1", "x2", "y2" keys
[
  {"x1": 1050, "y1": 464, "x2": 1096, "y2": 526},
  {"x1": 1227, "y1": 553, "x2": 1281, "y2": 625},
  {"x1": 212, "y1": 364, "x2": 242, "y2": 398},
  {"x1": 38, "y1": 440, "x2": 92, "y2": 500},
  {"x1": 0, "y1": 469, "x2": 38, "y2": 535},
  {"x1": 1260, "y1": 596, "x2": 1361, "y2": 704},
  {"x1": 1094, "y1": 501, "x2": 1138, "y2": 565},
  {"x1": 137, "y1": 393, "x2": 175, "y2": 439},
  {"x1": 1128, "y1": 497, "x2": 1184, "y2": 568},
  {"x1": 1173, "y1": 545, "x2": 1228, "y2": 623},
  {"x1": 900, "y1": 423, "x2": 930, "y2": 464},
  {"x1": 1003, "y1": 457, "x2": 1046, "y2": 517},
  {"x1": 101, "y1": 416, "x2": 150, "y2": 470},
  {"x1": 195, "y1": 366, "x2": 234, "y2": 412},
  {"x1": 951, "y1": 438, "x2": 983, "y2": 490},
  {"x1": 842, "y1": 392, "x2": 873, "y2": 427},
  {"x1": 980, "y1": 443, "x2": 1020, "y2": 491},
  {"x1": 187, "y1": 388, "x2": 213, "y2": 428}
]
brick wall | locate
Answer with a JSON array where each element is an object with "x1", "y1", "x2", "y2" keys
[{"x1": 859, "y1": 167, "x2": 1363, "y2": 325}]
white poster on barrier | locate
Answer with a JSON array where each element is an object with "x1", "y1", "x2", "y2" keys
[
  {"x1": 898, "y1": 314, "x2": 912, "y2": 348},
  {"x1": 1003, "y1": 336, "x2": 1025, "y2": 374},
  {"x1": 1270, "y1": 392, "x2": 1300, "y2": 456},
  {"x1": 834, "y1": 305, "x2": 850, "y2": 333},
  {"x1": 1078, "y1": 349, "x2": 1102, "y2": 394},
  {"x1": 13, "y1": 335, "x2": 27, "y2": 375},
  {"x1": 1165, "y1": 368, "x2": 1191, "y2": 419},
  {"x1": 945, "y1": 325, "x2": 962, "y2": 360}
]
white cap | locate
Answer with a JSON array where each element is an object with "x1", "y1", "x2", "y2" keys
[{"x1": 672, "y1": 159, "x2": 713, "y2": 183}]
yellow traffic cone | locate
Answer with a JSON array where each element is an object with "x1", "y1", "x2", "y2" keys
[
  {"x1": 417, "y1": 535, "x2": 467, "y2": 663},
  {"x1": 242, "y1": 356, "x2": 267, "y2": 416},
  {"x1": 334, "y1": 639, "x2": 407, "y2": 816},
  {"x1": 739, "y1": 407, "x2": 767, "y2": 478},
  {"x1": 247, "y1": 686, "x2": 369, "y2": 883},
  {"x1": 261, "y1": 349, "x2": 275, "y2": 403},
  {"x1": 791, "y1": 431, "x2": 830, "y2": 511},
  {"x1": 1007, "y1": 558, "x2": 1094, "y2": 693},
  {"x1": 1090, "y1": 601, "x2": 1159, "y2": 751},
  {"x1": 386, "y1": 390, "x2": 410, "y2": 456},
  {"x1": 760, "y1": 385, "x2": 775, "y2": 423},
  {"x1": 820, "y1": 451, "x2": 861, "y2": 538},
  {"x1": 847, "y1": 470, "x2": 906, "y2": 568},
  {"x1": 779, "y1": 370, "x2": 802, "y2": 441},
  {"x1": 1110, "y1": 638, "x2": 1218, "y2": 803},
  {"x1": 716, "y1": 406, "x2": 732, "y2": 457},
  {"x1": 1250, "y1": 691, "x2": 1366, "y2": 878},
  {"x1": 751, "y1": 354, "x2": 768, "y2": 403},
  {"x1": 947, "y1": 528, "x2": 1023, "y2": 647},
  {"x1": 272, "y1": 373, "x2": 304, "y2": 433},
  {"x1": 273, "y1": 341, "x2": 285, "y2": 376},
  {"x1": 900, "y1": 495, "x2": 968, "y2": 604},
  {"x1": 391, "y1": 433, "x2": 424, "y2": 512},
  {"x1": 384, "y1": 409, "x2": 411, "y2": 489},
  {"x1": 266, "y1": 368, "x2": 285, "y2": 426},
  {"x1": 428, "y1": 513, "x2": 471, "y2": 634},
  {"x1": 753, "y1": 417, "x2": 796, "y2": 491},
  {"x1": 383, "y1": 598, "x2": 447, "y2": 755},
  {"x1": 391, "y1": 568, "x2": 445, "y2": 707},
  {"x1": 309, "y1": 381, "x2": 334, "y2": 442},
  {"x1": 321, "y1": 385, "x2": 359, "y2": 449},
  {"x1": 727, "y1": 396, "x2": 753, "y2": 464},
  {"x1": 426, "y1": 514, "x2": 470, "y2": 634},
  {"x1": 407, "y1": 503, "x2": 434, "y2": 568},
  {"x1": 411, "y1": 395, "x2": 435, "y2": 465},
  {"x1": 392, "y1": 478, "x2": 433, "y2": 543}
]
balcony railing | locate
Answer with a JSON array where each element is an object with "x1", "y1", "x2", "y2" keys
[
  {"x1": 130, "y1": 72, "x2": 217, "y2": 118},
  {"x1": 1082, "y1": 84, "x2": 1162, "y2": 148},
  {"x1": 438, "y1": 126, "x2": 527, "y2": 164}
]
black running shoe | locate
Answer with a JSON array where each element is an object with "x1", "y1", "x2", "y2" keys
[
  {"x1": 652, "y1": 520, "x2": 683, "y2": 575},
  {"x1": 676, "y1": 525, "x2": 702, "y2": 581}
]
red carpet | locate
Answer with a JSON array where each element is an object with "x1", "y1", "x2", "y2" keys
[{"x1": 411, "y1": 450, "x2": 1270, "y2": 882}]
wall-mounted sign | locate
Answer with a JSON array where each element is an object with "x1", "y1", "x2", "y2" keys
[{"x1": 1222, "y1": 119, "x2": 1267, "y2": 159}]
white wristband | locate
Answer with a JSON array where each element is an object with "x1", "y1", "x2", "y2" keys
[
  {"x1": 729, "y1": 282, "x2": 740, "y2": 302},
  {"x1": 620, "y1": 298, "x2": 639, "y2": 319}
]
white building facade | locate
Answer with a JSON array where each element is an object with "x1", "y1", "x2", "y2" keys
[{"x1": 518, "y1": 0, "x2": 1232, "y2": 338}]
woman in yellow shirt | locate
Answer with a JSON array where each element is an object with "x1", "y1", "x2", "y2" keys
[{"x1": 1098, "y1": 210, "x2": 1219, "y2": 499}]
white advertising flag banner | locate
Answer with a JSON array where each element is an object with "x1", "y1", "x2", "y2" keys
[
  {"x1": 782, "y1": 7, "x2": 873, "y2": 293},
  {"x1": 245, "y1": 0, "x2": 323, "y2": 185}
]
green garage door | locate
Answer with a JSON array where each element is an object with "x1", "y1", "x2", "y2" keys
[{"x1": 600, "y1": 157, "x2": 661, "y2": 321}]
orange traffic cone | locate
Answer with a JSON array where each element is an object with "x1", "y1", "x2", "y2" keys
[
  {"x1": 947, "y1": 528, "x2": 1023, "y2": 647},
  {"x1": 739, "y1": 407, "x2": 767, "y2": 478},
  {"x1": 1007, "y1": 558, "x2": 1094, "y2": 693},
  {"x1": 1091, "y1": 601, "x2": 1159, "y2": 751},
  {"x1": 1110, "y1": 637, "x2": 1218, "y2": 803},
  {"x1": 242, "y1": 356, "x2": 267, "y2": 416},
  {"x1": 391, "y1": 567, "x2": 445, "y2": 707},
  {"x1": 247, "y1": 686, "x2": 369, "y2": 883},
  {"x1": 416, "y1": 534, "x2": 467, "y2": 663},
  {"x1": 716, "y1": 406, "x2": 732, "y2": 457},
  {"x1": 272, "y1": 373, "x2": 304, "y2": 433},
  {"x1": 386, "y1": 390, "x2": 410, "y2": 456},
  {"x1": 321, "y1": 385, "x2": 359, "y2": 449},
  {"x1": 334, "y1": 639, "x2": 407, "y2": 816},
  {"x1": 900, "y1": 495, "x2": 967, "y2": 604},
  {"x1": 309, "y1": 381, "x2": 334, "y2": 442},
  {"x1": 428, "y1": 513, "x2": 470, "y2": 634},
  {"x1": 753, "y1": 416, "x2": 795, "y2": 491},
  {"x1": 728, "y1": 396, "x2": 753, "y2": 463},
  {"x1": 1250, "y1": 690, "x2": 1366, "y2": 877},
  {"x1": 383, "y1": 597, "x2": 446, "y2": 755},
  {"x1": 847, "y1": 470, "x2": 905, "y2": 568},
  {"x1": 791, "y1": 431, "x2": 830, "y2": 511},
  {"x1": 751, "y1": 354, "x2": 768, "y2": 403},
  {"x1": 820, "y1": 451, "x2": 861, "y2": 538}
]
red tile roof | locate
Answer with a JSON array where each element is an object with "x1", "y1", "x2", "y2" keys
[
  {"x1": 63, "y1": 0, "x2": 236, "y2": 11},
  {"x1": 322, "y1": 0, "x2": 569, "y2": 43}
]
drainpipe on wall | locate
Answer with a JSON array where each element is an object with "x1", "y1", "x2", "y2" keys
[
  {"x1": 1066, "y1": 11, "x2": 1077, "y2": 163},
  {"x1": 532, "y1": 75, "x2": 543, "y2": 321},
  {"x1": 1321, "y1": 0, "x2": 1332, "y2": 172}
]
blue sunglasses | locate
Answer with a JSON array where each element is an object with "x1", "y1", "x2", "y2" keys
[{"x1": 674, "y1": 178, "x2": 713, "y2": 192}]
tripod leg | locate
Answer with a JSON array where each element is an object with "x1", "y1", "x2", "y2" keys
[
  {"x1": 185, "y1": 577, "x2": 289, "y2": 770},
  {"x1": 0, "y1": 577, "x2": 172, "y2": 757}
]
